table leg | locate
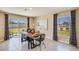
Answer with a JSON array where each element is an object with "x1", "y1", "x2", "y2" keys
[
  {"x1": 39, "y1": 40, "x2": 41, "y2": 51},
  {"x1": 28, "y1": 41, "x2": 30, "y2": 49}
]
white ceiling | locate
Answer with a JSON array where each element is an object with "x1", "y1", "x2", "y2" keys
[{"x1": 0, "y1": 7, "x2": 76, "y2": 17}]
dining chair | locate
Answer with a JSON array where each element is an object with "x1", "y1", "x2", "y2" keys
[
  {"x1": 21, "y1": 33, "x2": 27, "y2": 42},
  {"x1": 35, "y1": 33, "x2": 46, "y2": 50},
  {"x1": 40, "y1": 34, "x2": 46, "y2": 48}
]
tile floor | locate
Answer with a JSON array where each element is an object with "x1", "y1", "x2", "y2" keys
[{"x1": 0, "y1": 36, "x2": 79, "y2": 51}]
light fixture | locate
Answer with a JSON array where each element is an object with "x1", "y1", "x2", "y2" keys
[
  {"x1": 24, "y1": 8, "x2": 32, "y2": 12},
  {"x1": 29, "y1": 8, "x2": 32, "y2": 11}
]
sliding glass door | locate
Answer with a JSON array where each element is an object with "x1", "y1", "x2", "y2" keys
[
  {"x1": 57, "y1": 16, "x2": 71, "y2": 44},
  {"x1": 8, "y1": 16, "x2": 27, "y2": 38},
  {"x1": 53, "y1": 10, "x2": 77, "y2": 47}
]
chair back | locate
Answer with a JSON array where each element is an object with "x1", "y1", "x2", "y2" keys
[
  {"x1": 21, "y1": 33, "x2": 26, "y2": 39},
  {"x1": 40, "y1": 34, "x2": 45, "y2": 41}
]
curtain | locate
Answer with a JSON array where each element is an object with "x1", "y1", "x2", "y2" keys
[
  {"x1": 70, "y1": 10, "x2": 77, "y2": 47},
  {"x1": 4, "y1": 14, "x2": 9, "y2": 40},
  {"x1": 27, "y1": 17, "x2": 30, "y2": 28},
  {"x1": 53, "y1": 14, "x2": 58, "y2": 41}
]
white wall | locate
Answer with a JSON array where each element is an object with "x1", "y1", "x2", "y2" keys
[
  {"x1": 0, "y1": 13, "x2": 5, "y2": 42},
  {"x1": 35, "y1": 15, "x2": 53, "y2": 40}
]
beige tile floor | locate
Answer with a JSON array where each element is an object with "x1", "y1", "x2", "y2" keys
[{"x1": 0, "y1": 36, "x2": 79, "y2": 51}]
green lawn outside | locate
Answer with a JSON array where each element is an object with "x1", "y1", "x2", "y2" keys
[{"x1": 58, "y1": 30, "x2": 70, "y2": 36}]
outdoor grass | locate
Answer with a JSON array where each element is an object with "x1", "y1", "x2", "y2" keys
[
  {"x1": 9, "y1": 28, "x2": 26, "y2": 33},
  {"x1": 58, "y1": 30, "x2": 70, "y2": 36}
]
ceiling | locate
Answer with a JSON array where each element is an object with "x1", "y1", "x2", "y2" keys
[{"x1": 0, "y1": 7, "x2": 76, "y2": 17}]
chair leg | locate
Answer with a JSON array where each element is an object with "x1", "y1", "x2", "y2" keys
[
  {"x1": 31, "y1": 40, "x2": 33, "y2": 49},
  {"x1": 42, "y1": 42, "x2": 46, "y2": 48},
  {"x1": 38, "y1": 40, "x2": 42, "y2": 51},
  {"x1": 39, "y1": 43, "x2": 42, "y2": 51},
  {"x1": 28, "y1": 41, "x2": 29, "y2": 49},
  {"x1": 21, "y1": 38, "x2": 23, "y2": 42}
]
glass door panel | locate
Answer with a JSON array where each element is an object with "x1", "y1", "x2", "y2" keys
[
  {"x1": 8, "y1": 18, "x2": 27, "y2": 38},
  {"x1": 57, "y1": 16, "x2": 71, "y2": 44}
]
